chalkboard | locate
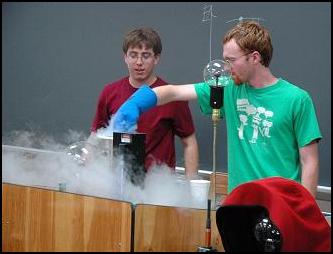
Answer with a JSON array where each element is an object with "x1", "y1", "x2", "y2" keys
[{"x1": 2, "y1": 2, "x2": 331, "y2": 187}]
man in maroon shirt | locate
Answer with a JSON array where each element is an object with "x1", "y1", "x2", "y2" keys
[{"x1": 89, "y1": 27, "x2": 199, "y2": 178}]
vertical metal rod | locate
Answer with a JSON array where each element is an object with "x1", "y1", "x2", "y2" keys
[
  {"x1": 209, "y1": 12, "x2": 212, "y2": 62},
  {"x1": 212, "y1": 124, "x2": 217, "y2": 208}
]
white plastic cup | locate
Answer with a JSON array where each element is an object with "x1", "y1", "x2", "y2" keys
[{"x1": 190, "y1": 179, "x2": 210, "y2": 208}]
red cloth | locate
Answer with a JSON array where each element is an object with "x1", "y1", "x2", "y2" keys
[
  {"x1": 91, "y1": 77, "x2": 195, "y2": 170},
  {"x1": 221, "y1": 177, "x2": 331, "y2": 252}
]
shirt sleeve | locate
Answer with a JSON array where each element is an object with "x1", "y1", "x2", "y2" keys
[
  {"x1": 172, "y1": 101, "x2": 195, "y2": 138},
  {"x1": 194, "y1": 82, "x2": 225, "y2": 118},
  {"x1": 194, "y1": 82, "x2": 213, "y2": 115},
  {"x1": 293, "y1": 92, "x2": 322, "y2": 147},
  {"x1": 90, "y1": 86, "x2": 110, "y2": 132}
]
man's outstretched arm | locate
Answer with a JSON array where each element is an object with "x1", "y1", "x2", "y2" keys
[{"x1": 113, "y1": 84, "x2": 197, "y2": 132}]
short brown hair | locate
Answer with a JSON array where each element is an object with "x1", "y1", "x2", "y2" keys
[
  {"x1": 122, "y1": 27, "x2": 162, "y2": 55},
  {"x1": 223, "y1": 21, "x2": 273, "y2": 67}
]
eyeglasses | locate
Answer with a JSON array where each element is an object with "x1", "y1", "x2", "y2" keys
[
  {"x1": 223, "y1": 51, "x2": 253, "y2": 66},
  {"x1": 127, "y1": 51, "x2": 154, "y2": 63}
]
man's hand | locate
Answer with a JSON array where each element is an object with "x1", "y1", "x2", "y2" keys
[
  {"x1": 113, "y1": 100, "x2": 140, "y2": 132},
  {"x1": 113, "y1": 85, "x2": 157, "y2": 132}
]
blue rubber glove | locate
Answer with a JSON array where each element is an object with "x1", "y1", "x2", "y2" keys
[{"x1": 113, "y1": 85, "x2": 157, "y2": 132}]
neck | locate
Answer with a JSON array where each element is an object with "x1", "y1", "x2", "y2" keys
[
  {"x1": 129, "y1": 76, "x2": 157, "y2": 88},
  {"x1": 249, "y1": 67, "x2": 278, "y2": 88}
]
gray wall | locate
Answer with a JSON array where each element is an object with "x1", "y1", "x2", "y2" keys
[{"x1": 2, "y1": 2, "x2": 331, "y2": 187}]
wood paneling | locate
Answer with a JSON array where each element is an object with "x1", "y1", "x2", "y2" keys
[
  {"x1": 2, "y1": 183, "x2": 227, "y2": 252},
  {"x1": 210, "y1": 172, "x2": 228, "y2": 196},
  {"x1": 134, "y1": 204, "x2": 224, "y2": 252},
  {"x1": 2, "y1": 183, "x2": 132, "y2": 252}
]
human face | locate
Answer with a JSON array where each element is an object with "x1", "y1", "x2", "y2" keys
[
  {"x1": 222, "y1": 39, "x2": 254, "y2": 85},
  {"x1": 124, "y1": 46, "x2": 160, "y2": 85}
]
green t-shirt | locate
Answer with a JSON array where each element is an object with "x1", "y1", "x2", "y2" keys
[{"x1": 194, "y1": 78, "x2": 322, "y2": 193}]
